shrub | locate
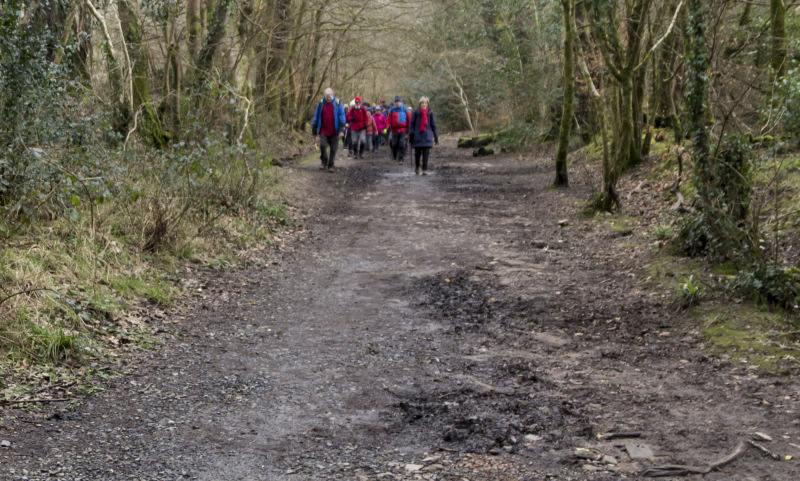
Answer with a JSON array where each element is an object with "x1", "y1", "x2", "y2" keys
[
  {"x1": 653, "y1": 225, "x2": 673, "y2": 241},
  {"x1": 679, "y1": 137, "x2": 755, "y2": 262},
  {"x1": 730, "y1": 266, "x2": 800, "y2": 309},
  {"x1": 678, "y1": 210, "x2": 752, "y2": 262},
  {"x1": 675, "y1": 275, "x2": 703, "y2": 310},
  {"x1": 28, "y1": 323, "x2": 82, "y2": 364}
]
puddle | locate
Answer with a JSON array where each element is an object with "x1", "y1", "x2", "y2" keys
[{"x1": 382, "y1": 172, "x2": 436, "y2": 178}]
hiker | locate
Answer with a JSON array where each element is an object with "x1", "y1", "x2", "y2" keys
[
  {"x1": 346, "y1": 97, "x2": 370, "y2": 159},
  {"x1": 409, "y1": 96, "x2": 439, "y2": 175},
  {"x1": 311, "y1": 88, "x2": 347, "y2": 172},
  {"x1": 387, "y1": 96, "x2": 410, "y2": 164},
  {"x1": 372, "y1": 107, "x2": 386, "y2": 151},
  {"x1": 344, "y1": 102, "x2": 353, "y2": 157},
  {"x1": 365, "y1": 107, "x2": 378, "y2": 155}
]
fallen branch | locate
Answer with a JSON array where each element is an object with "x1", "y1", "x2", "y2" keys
[
  {"x1": 748, "y1": 440, "x2": 781, "y2": 461},
  {"x1": 599, "y1": 432, "x2": 642, "y2": 441},
  {"x1": 1, "y1": 398, "x2": 74, "y2": 405},
  {"x1": 641, "y1": 441, "x2": 747, "y2": 477},
  {"x1": 457, "y1": 130, "x2": 511, "y2": 149},
  {"x1": 0, "y1": 288, "x2": 60, "y2": 307}
]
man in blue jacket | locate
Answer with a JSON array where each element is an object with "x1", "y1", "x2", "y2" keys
[{"x1": 312, "y1": 88, "x2": 347, "y2": 172}]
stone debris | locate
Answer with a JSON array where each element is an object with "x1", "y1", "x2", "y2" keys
[
  {"x1": 602, "y1": 455, "x2": 618, "y2": 465},
  {"x1": 625, "y1": 442, "x2": 655, "y2": 460}
]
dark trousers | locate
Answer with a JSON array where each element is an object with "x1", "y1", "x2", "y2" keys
[
  {"x1": 391, "y1": 131, "x2": 407, "y2": 160},
  {"x1": 319, "y1": 134, "x2": 339, "y2": 167},
  {"x1": 372, "y1": 134, "x2": 380, "y2": 151},
  {"x1": 414, "y1": 147, "x2": 431, "y2": 170}
]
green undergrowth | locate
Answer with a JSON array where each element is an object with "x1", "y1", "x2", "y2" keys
[
  {"x1": 490, "y1": 125, "x2": 540, "y2": 151},
  {"x1": 0, "y1": 145, "x2": 292, "y2": 399},
  {"x1": 642, "y1": 254, "x2": 703, "y2": 288},
  {"x1": 586, "y1": 132, "x2": 800, "y2": 374},
  {"x1": 696, "y1": 304, "x2": 800, "y2": 373},
  {"x1": 573, "y1": 128, "x2": 676, "y2": 165},
  {"x1": 582, "y1": 209, "x2": 638, "y2": 234},
  {"x1": 752, "y1": 152, "x2": 800, "y2": 234},
  {"x1": 639, "y1": 249, "x2": 800, "y2": 373}
]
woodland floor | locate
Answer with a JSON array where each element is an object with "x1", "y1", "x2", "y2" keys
[{"x1": 1, "y1": 137, "x2": 799, "y2": 480}]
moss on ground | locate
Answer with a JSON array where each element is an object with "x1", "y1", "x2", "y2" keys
[{"x1": 697, "y1": 304, "x2": 800, "y2": 373}]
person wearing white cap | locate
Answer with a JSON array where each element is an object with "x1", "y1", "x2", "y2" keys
[
  {"x1": 311, "y1": 88, "x2": 346, "y2": 172},
  {"x1": 346, "y1": 97, "x2": 370, "y2": 158}
]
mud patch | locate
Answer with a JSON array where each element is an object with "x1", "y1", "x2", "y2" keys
[
  {"x1": 411, "y1": 270, "x2": 496, "y2": 332},
  {"x1": 393, "y1": 390, "x2": 591, "y2": 454}
]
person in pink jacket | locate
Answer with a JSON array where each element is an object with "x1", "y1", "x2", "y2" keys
[
  {"x1": 365, "y1": 109, "x2": 378, "y2": 156},
  {"x1": 372, "y1": 106, "x2": 387, "y2": 152}
]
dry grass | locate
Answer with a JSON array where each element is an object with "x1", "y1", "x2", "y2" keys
[{"x1": 0, "y1": 145, "x2": 292, "y2": 395}]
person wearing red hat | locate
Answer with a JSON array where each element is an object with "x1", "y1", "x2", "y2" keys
[{"x1": 346, "y1": 97, "x2": 370, "y2": 158}]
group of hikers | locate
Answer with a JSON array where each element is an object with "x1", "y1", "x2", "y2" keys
[{"x1": 311, "y1": 88, "x2": 439, "y2": 175}]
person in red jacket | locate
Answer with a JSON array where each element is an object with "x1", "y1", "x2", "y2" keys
[
  {"x1": 311, "y1": 88, "x2": 346, "y2": 171},
  {"x1": 346, "y1": 97, "x2": 370, "y2": 158},
  {"x1": 387, "y1": 96, "x2": 411, "y2": 163}
]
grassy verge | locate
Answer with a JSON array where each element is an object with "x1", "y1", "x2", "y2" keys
[
  {"x1": 581, "y1": 133, "x2": 800, "y2": 373},
  {"x1": 0, "y1": 142, "x2": 293, "y2": 399}
]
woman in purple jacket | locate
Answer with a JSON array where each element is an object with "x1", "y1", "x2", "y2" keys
[{"x1": 409, "y1": 96, "x2": 439, "y2": 175}]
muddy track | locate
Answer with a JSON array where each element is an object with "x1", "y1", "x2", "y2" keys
[{"x1": 2, "y1": 139, "x2": 799, "y2": 480}]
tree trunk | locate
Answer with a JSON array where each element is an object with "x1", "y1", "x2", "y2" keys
[
  {"x1": 264, "y1": 0, "x2": 291, "y2": 119},
  {"x1": 554, "y1": 0, "x2": 574, "y2": 188},
  {"x1": 119, "y1": 0, "x2": 168, "y2": 148},
  {"x1": 616, "y1": 77, "x2": 636, "y2": 172},
  {"x1": 187, "y1": 0, "x2": 202, "y2": 60},
  {"x1": 576, "y1": 44, "x2": 617, "y2": 210},
  {"x1": 686, "y1": 0, "x2": 710, "y2": 201},
  {"x1": 198, "y1": 0, "x2": 231, "y2": 74},
  {"x1": 770, "y1": 0, "x2": 786, "y2": 77},
  {"x1": 576, "y1": 1, "x2": 618, "y2": 210}
]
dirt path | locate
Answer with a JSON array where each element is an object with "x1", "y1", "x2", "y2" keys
[{"x1": 2, "y1": 139, "x2": 799, "y2": 480}]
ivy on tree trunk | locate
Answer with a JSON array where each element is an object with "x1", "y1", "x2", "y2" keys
[
  {"x1": 554, "y1": 0, "x2": 575, "y2": 187},
  {"x1": 685, "y1": 0, "x2": 710, "y2": 203}
]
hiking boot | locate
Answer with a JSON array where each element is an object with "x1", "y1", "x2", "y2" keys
[
  {"x1": 327, "y1": 166, "x2": 334, "y2": 172},
  {"x1": 422, "y1": 170, "x2": 428, "y2": 175},
  {"x1": 415, "y1": 167, "x2": 420, "y2": 175},
  {"x1": 319, "y1": 164, "x2": 326, "y2": 170}
]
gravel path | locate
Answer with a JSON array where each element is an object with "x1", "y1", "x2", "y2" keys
[{"x1": 2, "y1": 139, "x2": 799, "y2": 480}]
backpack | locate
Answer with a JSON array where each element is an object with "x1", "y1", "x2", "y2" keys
[
  {"x1": 319, "y1": 97, "x2": 341, "y2": 107},
  {"x1": 316, "y1": 98, "x2": 341, "y2": 125},
  {"x1": 392, "y1": 106, "x2": 407, "y2": 124},
  {"x1": 353, "y1": 106, "x2": 368, "y2": 123}
]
